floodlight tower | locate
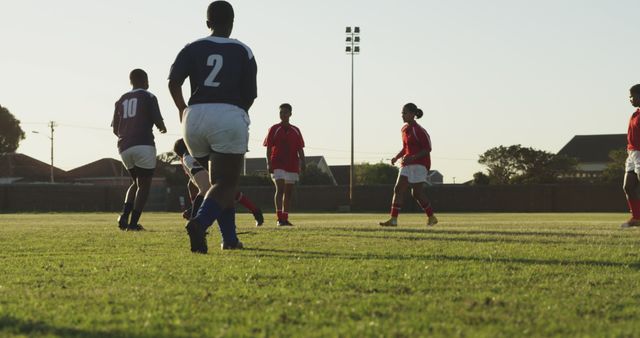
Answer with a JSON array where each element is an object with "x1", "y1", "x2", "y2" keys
[{"x1": 345, "y1": 26, "x2": 360, "y2": 209}]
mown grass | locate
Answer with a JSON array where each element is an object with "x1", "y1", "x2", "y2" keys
[{"x1": 1, "y1": 212, "x2": 639, "y2": 337}]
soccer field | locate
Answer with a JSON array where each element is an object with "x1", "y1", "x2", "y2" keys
[{"x1": 1, "y1": 213, "x2": 639, "y2": 337}]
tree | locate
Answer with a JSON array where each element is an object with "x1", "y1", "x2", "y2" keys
[
  {"x1": 478, "y1": 144, "x2": 577, "y2": 184},
  {"x1": 0, "y1": 105, "x2": 25, "y2": 153},
  {"x1": 300, "y1": 164, "x2": 334, "y2": 185},
  {"x1": 472, "y1": 171, "x2": 490, "y2": 185},
  {"x1": 355, "y1": 162, "x2": 398, "y2": 185},
  {"x1": 601, "y1": 149, "x2": 627, "y2": 183}
]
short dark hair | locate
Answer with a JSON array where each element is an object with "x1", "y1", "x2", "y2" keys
[
  {"x1": 173, "y1": 138, "x2": 188, "y2": 157},
  {"x1": 404, "y1": 102, "x2": 424, "y2": 119},
  {"x1": 631, "y1": 84, "x2": 640, "y2": 97},
  {"x1": 207, "y1": 1, "x2": 234, "y2": 28},
  {"x1": 279, "y1": 103, "x2": 292, "y2": 112},
  {"x1": 129, "y1": 69, "x2": 147, "y2": 86}
]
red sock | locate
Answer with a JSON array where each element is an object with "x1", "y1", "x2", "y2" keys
[
  {"x1": 391, "y1": 204, "x2": 400, "y2": 217},
  {"x1": 630, "y1": 199, "x2": 640, "y2": 219},
  {"x1": 282, "y1": 212, "x2": 289, "y2": 221},
  {"x1": 419, "y1": 201, "x2": 434, "y2": 217},
  {"x1": 235, "y1": 192, "x2": 257, "y2": 213},
  {"x1": 276, "y1": 210, "x2": 283, "y2": 220}
]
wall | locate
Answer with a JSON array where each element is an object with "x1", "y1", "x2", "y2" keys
[{"x1": 0, "y1": 183, "x2": 627, "y2": 213}]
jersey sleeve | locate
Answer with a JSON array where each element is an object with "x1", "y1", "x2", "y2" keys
[
  {"x1": 168, "y1": 45, "x2": 190, "y2": 84},
  {"x1": 296, "y1": 127, "x2": 305, "y2": 149},
  {"x1": 112, "y1": 100, "x2": 122, "y2": 134}
]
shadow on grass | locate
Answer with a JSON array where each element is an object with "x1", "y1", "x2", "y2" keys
[
  {"x1": 0, "y1": 315, "x2": 165, "y2": 338},
  {"x1": 245, "y1": 247, "x2": 640, "y2": 270}
]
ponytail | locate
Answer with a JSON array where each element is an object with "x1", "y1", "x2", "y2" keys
[{"x1": 415, "y1": 109, "x2": 423, "y2": 119}]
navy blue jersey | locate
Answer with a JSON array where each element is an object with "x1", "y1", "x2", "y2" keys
[
  {"x1": 168, "y1": 36, "x2": 257, "y2": 110},
  {"x1": 112, "y1": 89, "x2": 164, "y2": 152}
]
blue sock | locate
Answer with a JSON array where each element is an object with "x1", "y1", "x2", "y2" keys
[
  {"x1": 193, "y1": 197, "x2": 223, "y2": 228},
  {"x1": 121, "y1": 202, "x2": 133, "y2": 218},
  {"x1": 217, "y1": 207, "x2": 239, "y2": 245},
  {"x1": 130, "y1": 210, "x2": 142, "y2": 226},
  {"x1": 191, "y1": 195, "x2": 204, "y2": 219}
]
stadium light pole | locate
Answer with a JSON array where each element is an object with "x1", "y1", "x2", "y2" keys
[{"x1": 345, "y1": 26, "x2": 360, "y2": 210}]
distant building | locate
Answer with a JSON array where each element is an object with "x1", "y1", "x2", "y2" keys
[
  {"x1": 0, "y1": 153, "x2": 67, "y2": 183},
  {"x1": 328, "y1": 164, "x2": 443, "y2": 186},
  {"x1": 557, "y1": 134, "x2": 626, "y2": 178},
  {"x1": 66, "y1": 158, "x2": 165, "y2": 186}
]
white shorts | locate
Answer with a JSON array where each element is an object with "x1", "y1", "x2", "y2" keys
[
  {"x1": 271, "y1": 169, "x2": 299, "y2": 184},
  {"x1": 625, "y1": 150, "x2": 640, "y2": 174},
  {"x1": 399, "y1": 164, "x2": 428, "y2": 184},
  {"x1": 120, "y1": 145, "x2": 156, "y2": 170},
  {"x1": 182, "y1": 103, "x2": 250, "y2": 158}
]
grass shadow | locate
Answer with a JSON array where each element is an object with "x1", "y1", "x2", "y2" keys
[
  {"x1": 0, "y1": 315, "x2": 164, "y2": 338},
  {"x1": 245, "y1": 247, "x2": 640, "y2": 270}
]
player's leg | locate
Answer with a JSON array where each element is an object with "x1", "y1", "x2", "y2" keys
[
  {"x1": 380, "y1": 175, "x2": 409, "y2": 226},
  {"x1": 118, "y1": 172, "x2": 137, "y2": 230},
  {"x1": 208, "y1": 152, "x2": 244, "y2": 248},
  {"x1": 189, "y1": 170, "x2": 210, "y2": 219},
  {"x1": 281, "y1": 182, "x2": 294, "y2": 226},
  {"x1": 273, "y1": 178, "x2": 285, "y2": 225},
  {"x1": 410, "y1": 182, "x2": 438, "y2": 226},
  {"x1": 235, "y1": 191, "x2": 264, "y2": 226},
  {"x1": 128, "y1": 169, "x2": 153, "y2": 230},
  {"x1": 622, "y1": 150, "x2": 640, "y2": 227}
]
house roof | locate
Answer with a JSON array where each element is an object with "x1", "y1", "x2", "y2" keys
[
  {"x1": 66, "y1": 158, "x2": 128, "y2": 178},
  {"x1": 557, "y1": 134, "x2": 626, "y2": 163},
  {"x1": 244, "y1": 156, "x2": 327, "y2": 175},
  {"x1": 0, "y1": 153, "x2": 67, "y2": 182}
]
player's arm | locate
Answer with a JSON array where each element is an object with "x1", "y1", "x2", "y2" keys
[
  {"x1": 266, "y1": 147, "x2": 273, "y2": 173},
  {"x1": 298, "y1": 148, "x2": 306, "y2": 172},
  {"x1": 150, "y1": 96, "x2": 167, "y2": 133},
  {"x1": 391, "y1": 150, "x2": 404, "y2": 165},
  {"x1": 168, "y1": 80, "x2": 188, "y2": 122},
  {"x1": 240, "y1": 55, "x2": 258, "y2": 113},
  {"x1": 111, "y1": 102, "x2": 120, "y2": 136}
]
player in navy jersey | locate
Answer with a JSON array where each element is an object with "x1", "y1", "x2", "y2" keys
[
  {"x1": 173, "y1": 138, "x2": 264, "y2": 226},
  {"x1": 168, "y1": 1, "x2": 257, "y2": 253},
  {"x1": 379, "y1": 103, "x2": 437, "y2": 227},
  {"x1": 112, "y1": 69, "x2": 167, "y2": 231}
]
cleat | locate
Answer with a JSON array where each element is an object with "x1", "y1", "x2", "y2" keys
[
  {"x1": 221, "y1": 240, "x2": 244, "y2": 250},
  {"x1": 427, "y1": 215, "x2": 438, "y2": 226},
  {"x1": 277, "y1": 220, "x2": 294, "y2": 226},
  {"x1": 117, "y1": 215, "x2": 128, "y2": 231},
  {"x1": 621, "y1": 218, "x2": 640, "y2": 228},
  {"x1": 126, "y1": 224, "x2": 146, "y2": 231},
  {"x1": 379, "y1": 219, "x2": 397, "y2": 227},
  {"x1": 186, "y1": 220, "x2": 208, "y2": 254},
  {"x1": 253, "y1": 209, "x2": 264, "y2": 226}
]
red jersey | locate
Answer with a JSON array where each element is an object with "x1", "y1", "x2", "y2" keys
[
  {"x1": 400, "y1": 121, "x2": 432, "y2": 169},
  {"x1": 628, "y1": 109, "x2": 640, "y2": 150},
  {"x1": 263, "y1": 123, "x2": 305, "y2": 173}
]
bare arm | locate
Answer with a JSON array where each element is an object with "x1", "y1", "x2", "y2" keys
[
  {"x1": 298, "y1": 148, "x2": 306, "y2": 172},
  {"x1": 266, "y1": 147, "x2": 272, "y2": 173},
  {"x1": 391, "y1": 149, "x2": 404, "y2": 165},
  {"x1": 168, "y1": 80, "x2": 188, "y2": 122}
]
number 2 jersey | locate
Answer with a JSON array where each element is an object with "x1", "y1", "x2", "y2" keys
[
  {"x1": 112, "y1": 89, "x2": 165, "y2": 153},
  {"x1": 168, "y1": 36, "x2": 257, "y2": 111}
]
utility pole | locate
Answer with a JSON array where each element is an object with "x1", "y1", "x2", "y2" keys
[
  {"x1": 48, "y1": 121, "x2": 56, "y2": 183},
  {"x1": 345, "y1": 26, "x2": 360, "y2": 210}
]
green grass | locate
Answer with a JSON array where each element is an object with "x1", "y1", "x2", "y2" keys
[{"x1": 1, "y1": 212, "x2": 640, "y2": 337}]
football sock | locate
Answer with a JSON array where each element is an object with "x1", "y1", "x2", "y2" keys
[
  {"x1": 193, "y1": 197, "x2": 223, "y2": 228},
  {"x1": 282, "y1": 212, "x2": 289, "y2": 221},
  {"x1": 217, "y1": 207, "x2": 239, "y2": 245},
  {"x1": 190, "y1": 195, "x2": 205, "y2": 219},
  {"x1": 130, "y1": 210, "x2": 142, "y2": 226},
  {"x1": 630, "y1": 199, "x2": 640, "y2": 219},
  {"x1": 277, "y1": 209, "x2": 283, "y2": 221},
  {"x1": 390, "y1": 204, "x2": 401, "y2": 217},
  {"x1": 419, "y1": 201, "x2": 434, "y2": 217},
  {"x1": 121, "y1": 202, "x2": 133, "y2": 218},
  {"x1": 235, "y1": 192, "x2": 258, "y2": 213}
]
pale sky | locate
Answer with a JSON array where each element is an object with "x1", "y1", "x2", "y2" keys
[{"x1": 2, "y1": 0, "x2": 638, "y2": 183}]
